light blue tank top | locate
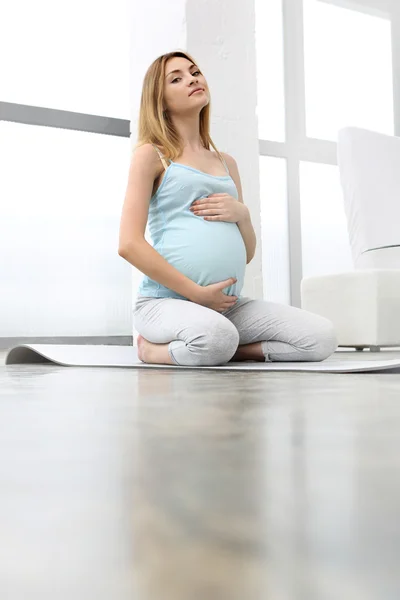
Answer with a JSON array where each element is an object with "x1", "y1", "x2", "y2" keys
[{"x1": 137, "y1": 146, "x2": 247, "y2": 301}]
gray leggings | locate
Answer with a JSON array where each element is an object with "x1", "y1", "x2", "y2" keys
[{"x1": 133, "y1": 295, "x2": 338, "y2": 366}]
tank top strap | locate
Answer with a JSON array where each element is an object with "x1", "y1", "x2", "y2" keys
[
  {"x1": 219, "y1": 153, "x2": 230, "y2": 175},
  {"x1": 151, "y1": 144, "x2": 169, "y2": 172}
]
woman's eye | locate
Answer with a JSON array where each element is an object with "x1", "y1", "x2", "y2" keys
[{"x1": 171, "y1": 70, "x2": 201, "y2": 84}]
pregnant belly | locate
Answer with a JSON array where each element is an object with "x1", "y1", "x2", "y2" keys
[{"x1": 156, "y1": 219, "x2": 247, "y2": 296}]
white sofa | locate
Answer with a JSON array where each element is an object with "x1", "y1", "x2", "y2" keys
[{"x1": 301, "y1": 127, "x2": 400, "y2": 350}]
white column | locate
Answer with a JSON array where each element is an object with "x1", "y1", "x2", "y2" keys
[{"x1": 186, "y1": 0, "x2": 263, "y2": 300}]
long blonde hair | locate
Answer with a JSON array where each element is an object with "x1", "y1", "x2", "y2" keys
[{"x1": 136, "y1": 50, "x2": 223, "y2": 163}]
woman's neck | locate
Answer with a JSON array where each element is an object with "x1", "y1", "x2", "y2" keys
[{"x1": 169, "y1": 113, "x2": 203, "y2": 152}]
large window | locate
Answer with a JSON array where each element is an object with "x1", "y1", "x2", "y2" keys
[
  {"x1": 299, "y1": 162, "x2": 353, "y2": 279},
  {"x1": 0, "y1": 122, "x2": 132, "y2": 338},
  {"x1": 303, "y1": 0, "x2": 394, "y2": 141},
  {"x1": 255, "y1": 0, "x2": 396, "y2": 306},
  {"x1": 259, "y1": 156, "x2": 290, "y2": 304},
  {"x1": 0, "y1": 0, "x2": 132, "y2": 340}
]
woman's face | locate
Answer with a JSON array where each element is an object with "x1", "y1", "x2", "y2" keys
[{"x1": 163, "y1": 56, "x2": 209, "y2": 116}]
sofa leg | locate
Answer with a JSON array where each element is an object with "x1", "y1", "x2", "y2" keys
[
  {"x1": 355, "y1": 347, "x2": 366, "y2": 352},
  {"x1": 370, "y1": 346, "x2": 381, "y2": 352}
]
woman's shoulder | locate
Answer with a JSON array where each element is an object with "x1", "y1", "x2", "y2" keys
[
  {"x1": 132, "y1": 143, "x2": 166, "y2": 177},
  {"x1": 135, "y1": 143, "x2": 169, "y2": 164},
  {"x1": 220, "y1": 151, "x2": 237, "y2": 168},
  {"x1": 135, "y1": 142, "x2": 163, "y2": 154}
]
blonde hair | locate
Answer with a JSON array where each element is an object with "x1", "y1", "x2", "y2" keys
[{"x1": 135, "y1": 50, "x2": 223, "y2": 163}]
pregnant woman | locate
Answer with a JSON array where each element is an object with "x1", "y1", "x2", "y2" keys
[{"x1": 118, "y1": 50, "x2": 338, "y2": 366}]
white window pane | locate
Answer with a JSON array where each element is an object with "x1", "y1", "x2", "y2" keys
[
  {"x1": 0, "y1": 122, "x2": 133, "y2": 336},
  {"x1": 0, "y1": 0, "x2": 130, "y2": 119},
  {"x1": 259, "y1": 156, "x2": 290, "y2": 304},
  {"x1": 300, "y1": 161, "x2": 353, "y2": 279},
  {"x1": 303, "y1": 0, "x2": 394, "y2": 141},
  {"x1": 255, "y1": 0, "x2": 285, "y2": 142}
]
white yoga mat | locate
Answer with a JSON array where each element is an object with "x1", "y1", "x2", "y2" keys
[{"x1": 5, "y1": 344, "x2": 400, "y2": 373}]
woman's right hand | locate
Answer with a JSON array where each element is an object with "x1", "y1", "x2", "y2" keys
[{"x1": 194, "y1": 278, "x2": 238, "y2": 312}]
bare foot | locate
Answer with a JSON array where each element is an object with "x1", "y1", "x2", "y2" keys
[
  {"x1": 136, "y1": 334, "x2": 174, "y2": 365},
  {"x1": 137, "y1": 334, "x2": 150, "y2": 363}
]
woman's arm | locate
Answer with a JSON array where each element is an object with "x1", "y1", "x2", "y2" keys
[
  {"x1": 118, "y1": 144, "x2": 203, "y2": 301},
  {"x1": 222, "y1": 152, "x2": 257, "y2": 264}
]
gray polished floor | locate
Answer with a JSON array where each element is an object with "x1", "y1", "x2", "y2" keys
[{"x1": 1, "y1": 348, "x2": 400, "y2": 600}]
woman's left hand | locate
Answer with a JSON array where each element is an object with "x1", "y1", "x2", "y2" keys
[
  {"x1": 190, "y1": 193, "x2": 249, "y2": 224},
  {"x1": 190, "y1": 194, "x2": 249, "y2": 223}
]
